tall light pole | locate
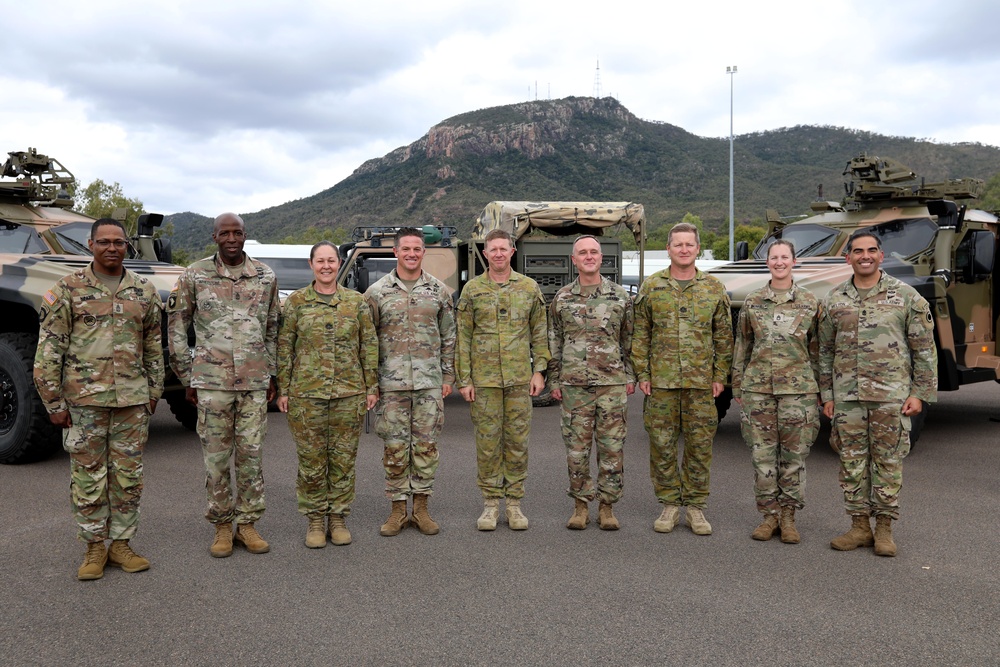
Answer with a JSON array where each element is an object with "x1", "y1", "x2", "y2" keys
[{"x1": 727, "y1": 65, "x2": 737, "y2": 261}]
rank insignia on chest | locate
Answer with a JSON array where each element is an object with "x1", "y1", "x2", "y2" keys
[{"x1": 114, "y1": 303, "x2": 124, "y2": 314}]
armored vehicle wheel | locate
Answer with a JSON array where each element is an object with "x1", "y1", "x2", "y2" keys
[
  {"x1": 0, "y1": 332, "x2": 60, "y2": 464},
  {"x1": 165, "y1": 390, "x2": 198, "y2": 431}
]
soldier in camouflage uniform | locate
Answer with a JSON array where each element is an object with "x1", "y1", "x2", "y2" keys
[
  {"x1": 277, "y1": 242, "x2": 378, "y2": 548},
  {"x1": 820, "y1": 231, "x2": 937, "y2": 557},
  {"x1": 34, "y1": 219, "x2": 163, "y2": 580},
  {"x1": 732, "y1": 240, "x2": 820, "y2": 544},
  {"x1": 631, "y1": 222, "x2": 732, "y2": 536},
  {"x1": 548, "y1": 236, "x2": 634, "y2": 531},
  {"x1": 457, "y1": 228, "x2": 549, "y2": 531},
  {"x1": 365, "y1": 227, "x2": 456, "y2": 537},
  {"x1": 167, "y1": 212, "x2": 280, "y2": 558}
]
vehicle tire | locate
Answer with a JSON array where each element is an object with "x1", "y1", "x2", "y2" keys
[
  {"x1": 714, "y1": 387, "x2": 733, "y2": 422},
  {"x1": 0, "y1": 332, "x2": 60, "y2": 464},
  {"x1": 165, "y1": 389, "x2": 198, "y2": 431}
]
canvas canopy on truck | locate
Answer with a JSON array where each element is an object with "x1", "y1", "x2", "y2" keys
[{"x1": 472, "y1": 201, "x2": 645, "y2": 246}]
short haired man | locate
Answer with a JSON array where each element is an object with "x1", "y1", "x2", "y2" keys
[
  {"x1": 168, "y1": 212, "x2": 280, "y2": 557},
  {"x1": 35, "y1": 218, "x2": 164, "y2": 579},
  {"x1": 365, "y1": 227, "x2": 456, "y2": 537},
  {"x1": 457, "y1": 228, "x2": 549, "y2": 531},
  {"x1": 631, "y1": 222, "x2": 732, "y2": 535},
  {"x1": 820, "y1": 231, "x2": 937, "y2": 556},
  {"x1": 548, "y1": 235, "x2": 635, "y2": 530}
]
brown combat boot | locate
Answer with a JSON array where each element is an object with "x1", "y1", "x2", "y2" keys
[
  {"x1": 477, "y1": 499, "x2": 500, "y2": 531},
  {"x1": 380, "y1": 500, "x2": 409, "y2": 536},
  {"x1": 505, "y1": 498, "x2": 529, "y2": 530},
  {"x1": 235, "y1": 523, "x2": 270, "y2": 554},
  {"x1": 305, "y1": 515, "x2": 326, "y2": 549},
  {"x1": 77, "y1": 541, "x2": 107, "y2": 581},
  {"x1": 653, "y1": 505, "x2": 680, "y2": 533},
  {"x1": 210, "y1": 522, "x2": 233, "y2": 558},
  {"x1": 567, "y1": 499, "x2": 589, "y2": 530},
  {"x1": 329, "y1": 514, "x2": 352, "y2": 546},
  {"x1": 873, "y1": 515, "x2": 897, "y2": 557},
  {"x1": 779, "y1": 506, "x2": 800, "y2": 544},
  {"x1": 751, "y1": 513, "x2": 779, "y2": 541},
  {"x1": 411, "y1": 494, "x2": 440, "y2": 535},
  {"x1": 830, "y1": 514, "x2": 874, "y2": 551},
  {"x1": 598, "y1": 502, "x2": 620, "y2": 531},
  {"x1": 108, "y1": 540, "x2": 150, "y2": 572}
]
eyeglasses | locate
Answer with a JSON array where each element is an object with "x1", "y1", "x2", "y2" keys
[{"x1": 93, "y1": 240, "x2": 128, "y2": 249}]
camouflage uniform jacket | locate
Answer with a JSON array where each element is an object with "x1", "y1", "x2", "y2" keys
[
  {"x1": 732, "y1": 281, "x2": 820, "y2": 398},
  {"x1": 34, "y1": 263, "x2": 164, "y2": 413},
  {"x1": 819, "y1": 271, "x2": 937, "y2": 404},
  {"x1": 277, "y1": 282, "x2": 378, "y2": 399},
  {"x1": 547, "y1": 276, "x2": 635, "y2": 389},
  {"x1": 631, "y1": 268, "x2": 733, "y2": 389},
  {"x1": 364, "y1": 270, "x2": 456, "y2": 391},
  {"x1": 456, "y1": 270, "x2": 550, "y2": 388},
  {"x1": 167, "y1": 253, "x2": 280, "y2": 391}
]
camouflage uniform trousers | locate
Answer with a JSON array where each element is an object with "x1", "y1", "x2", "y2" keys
[
  {"x1": 830, "y1": 400, "x2": 911, "y2": 520},
  {"x1": 288, "y1": 395, "x2": 366, "y2": 517},
  {"x1": 561, "y1": 384, "x2": 627, "y2": 504},
  {"x1": 64, "y1": 404, "x2": 149, "y2": 543},
  {"x1": 196, "y1": 389, "x2": 267, "y2": 524},
  {"x1": 643, "y1": 388, "x2": 717, "y2": 509},
  {"x1": 375, "y1": 388, "x2": 443, "y2": 501},
  {"x1": 472, "y1": 385, "x2": 532, "y2": 499},
  {"x1": 739, "y1": 391, "x2": 820, "y2": 514}
]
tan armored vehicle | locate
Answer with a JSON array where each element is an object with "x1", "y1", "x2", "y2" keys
[
  {"x1": 710, "y1": 154, "x2": 1000, "y2": 443},
  {"x1": 0, "y1": 148, "x2": 194, "y2": 463}
]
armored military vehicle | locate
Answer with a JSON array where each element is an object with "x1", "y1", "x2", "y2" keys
[
  {"x1": 337, "y1": 201, "x2": 647, "y2": 406},
  {"x1": 0, "y1": 148, "x2": 194, "y2": 463},
  {"x1": 710, "y1": 154, "x2": 1000, "y2": 443}
]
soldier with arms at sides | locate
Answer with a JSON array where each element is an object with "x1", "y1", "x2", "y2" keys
[
  {"x1": 820, "y1": 230, "x2": 936, "y2": 557},
  {"x1": 167, "y1": 212, "x2": 280, "y2": 558},
  {"x1": 34, "y1": 218, "x2": 164, "y2": 580},
  {"x1": 548, "y1": 235, "x2": 635, "y2": 531}
]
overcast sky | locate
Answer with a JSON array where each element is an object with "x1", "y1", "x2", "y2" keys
[{"x1": 3, "y1": 0, "x2": 998, "y2": 217}]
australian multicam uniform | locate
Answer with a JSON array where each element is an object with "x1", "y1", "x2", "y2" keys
[
  {"x1": 732, "y1": 281, "x2": 820, "y2": 514},
  {"x1": 631, "y1": 268, "x2": 732, "y2": 509},
  {"x1": 278, "y1": 283, "x2": 378, "y2": 517},
  {"x1": 819, "y1": 271, "x2": 936, "y2": 520},
  {"x1": 365, "y1": 270, "x2": 456, "y2": 501},
  {"x1": 34, "y1": 264, "x2": 163, "y2": 543},
  {"x1": 167, "y1": 253, "x2": 280, "y2": 525},
  {"x1": 548, "y1": 276, "x2": 634, "y2": 504},
  {"x1": 456, "y1": 270, "x2": 549, "y2": 500}
]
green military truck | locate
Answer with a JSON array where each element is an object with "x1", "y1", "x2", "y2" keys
[
  {"x1": 709, "y1": 154, "x2": 1000, "y2": 443},
  {"x1": 0, "y1": 148, "x2": 194, "y2": 463},
  {"x1": 336, "y1": 201, "x2": 647, "y2": 405}
]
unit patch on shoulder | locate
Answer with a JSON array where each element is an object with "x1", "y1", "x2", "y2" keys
[
  {"x1": 167, "y1": 293, "x2": 177, "y2": 309},
  {"x1": 926, "y1": 310, "x2": 933, "y2": 324}
]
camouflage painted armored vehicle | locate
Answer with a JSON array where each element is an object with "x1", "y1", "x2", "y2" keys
[
  {"x1": 0, "y1": 148, "x2": 194, "y2": 463},
  {"x1": 710, "y1": 154, "x2": 1000, "y2": 443}
]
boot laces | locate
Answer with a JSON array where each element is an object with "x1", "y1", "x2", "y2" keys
[{"x1": 85, "y1": 542, "x2": 104, "y2": 564}]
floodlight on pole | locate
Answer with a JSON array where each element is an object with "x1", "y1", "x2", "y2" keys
[{"x1": 727, "y1": 65, "x2": 737, "y2": 261}]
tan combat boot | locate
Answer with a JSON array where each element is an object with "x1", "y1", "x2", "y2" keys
[
  {"x1": 411, "y1": 494, "x2": 440, "y2": 535},
  {"x1": 830, "y1": 515, "x2": 874, "y2": 551},
  {"x1": 779, "y1": 506, "x2": 800, "y2": 544},
  {"x1": 477, "y1": 499, "x2": 500, "y2": 531},
  {"x1": 329, "y1": 514, "x2": 352, "y2": 546},
  {"x1": 77, "y1": 541, "x2": 107, "y2": 581},
  {"x1": 598, "y1": 502, "x2": 620, "y2": 531},
  {"x1": 210, "y1": 522, "x2": 233, "y2": 558},
  {"x1": 235, "y1": 523, "x2": 270, "y2": 554},
  {"x1": 305, "y1": 515, "x2": 326, "y2": 549},
  {"x1": 380, "y1": 500, "x2": 409, "y2": 536},
  {"x1": 108, "y1": 540, "x2": 150, "y2": 572},
  {"x1": 567, "y1": 499, "x2": 589, "y2": 530},
  {"x1": 873, "y1": 515, "x2": 897, "y2": 557},
  {"x1": 686, "y1": 507, "x2": 712, "y2": 535},
  {"x1": 653, "y1": 505, "x2": 680, "y2": 533},
  {"x1": 505, "y1": 498, "x2": 529, "y2": 530},
  {"x1": 751, "y1": 513, "x2": 779, "y2": 541}
]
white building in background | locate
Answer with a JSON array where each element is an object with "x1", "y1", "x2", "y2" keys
[{"x1": 621, "y1": 250, "x2": 728, "y2": 292}]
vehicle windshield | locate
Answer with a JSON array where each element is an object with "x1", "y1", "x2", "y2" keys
[
  {"x1": 857, "y1": 218, "x2": 938, "y2": 259},
  {"x1": 0, "y1": 222, "x2": 49, "y2": 254},
  {"x1": 254, "y1": 257, "x2": 313, "y2": 291},
  {"x1": 754, "y1": 223, "x2": 839, "y2": 259}
]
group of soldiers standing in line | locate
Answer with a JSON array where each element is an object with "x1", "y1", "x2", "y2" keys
[{"x1": 33, "y1": 213, "x2": 936, "y2": 581}]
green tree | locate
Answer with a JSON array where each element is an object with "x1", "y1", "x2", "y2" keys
[
  {"x1": 75, "y1": 179, "x2": 145, "y2": 236},
  {"x1": 709, "y1": 223, "x2": 767, "y2": 260},
  {"x1": 279, "y1": 226, "x2": 348, "y2": 245},
  {"x1": 980, "y1": 172, "x2": 1000, "y2": 211}
]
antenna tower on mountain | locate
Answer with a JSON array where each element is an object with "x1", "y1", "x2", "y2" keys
[{"x1": 593, "y1": 59, "x2": 602, "y2": 99}]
